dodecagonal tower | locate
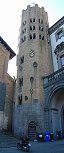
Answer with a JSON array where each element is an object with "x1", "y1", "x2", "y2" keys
[{"x1": 14, "y1": 4, "x2": 53, "y2": 139}]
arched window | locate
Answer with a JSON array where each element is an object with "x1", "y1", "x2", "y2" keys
[
  {"x1": 39, "y1": 26, "x2": 41, "y2": 30},
  {"x1": 42, "y1": 36, "x2": 44, "y2": 40},
  {"x1": 41, "y1": 27, "x2": 43, "y2": 31},
  {"x1": 33, "y1": 18, "x2": 35, "y2": 22},
  {"x1": 18, "y1": 95, "x2": 22, "y2": 105},
  {"x1": 33, "y1": 62, "x2": 37, "y2": 73},
  {"x1": 30, "y1": 26, "x2": 32, "y2": 30},
  {"x1": 33, "y1": 26, "x2": 35, "y2": 30},
  {"x1": 39, "y1": 34, "x2": 41, "y2": 39},
  {"x1": 39, "y1": 19, "x2": 40, "y2": 23},
  {"x1": 30, "y1": 18, "x2": 32, "y2": 23},
  {"x1": 33, "y1": 33, "x2": 36, "y2": 39},
  {"x1": 30, "y1": 34, "x2": 32, "y2": 39},
  {"x1": 54, "y1": 42, "x2": 64, "y2": 69}
]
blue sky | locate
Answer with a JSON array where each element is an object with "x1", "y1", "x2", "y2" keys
[{"x1": 0, "y1": 0, "x2": 64, "y2": 77}]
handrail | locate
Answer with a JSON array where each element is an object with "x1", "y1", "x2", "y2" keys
[{"x1": 43, "y1": 67, "x2": 64, "y2": 86}]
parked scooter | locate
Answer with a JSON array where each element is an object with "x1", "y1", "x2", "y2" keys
[{"x1": 17, "y1": 135, "x2": 31, "y2": 152}]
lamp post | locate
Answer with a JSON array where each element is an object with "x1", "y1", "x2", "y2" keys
[{"x1": 30, "y1": 77, "x2": 34, "y2": 103}]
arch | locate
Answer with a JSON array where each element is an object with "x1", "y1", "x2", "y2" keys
[
  {"x1": 44, "y1": 83, "x2": 64, "y2": 137},
  {"x1": 46, "y1": 83, "x2": 64, "y2": 107},
  {"x1": 28, "y1": 121, "x2": 36, "y2": 140}
]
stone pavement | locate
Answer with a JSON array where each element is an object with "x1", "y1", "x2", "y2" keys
[
  {"x1": 0, "y1": 132, "x2": 64, "y2": 153},
  {"x1": 0, "y1": 141, "x2": 64, "y2": 153}
]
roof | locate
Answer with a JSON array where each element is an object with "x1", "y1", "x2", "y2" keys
[
  {"x1": 49, "y1": 16, "x2": 64, "y2": 35},
  {"x1": 0, "y1": 36, "x2": 16, "y2": 59}
]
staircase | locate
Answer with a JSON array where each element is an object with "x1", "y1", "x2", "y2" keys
[{"x1": 0, "y1": 131, "x2": 18, "y2": 148}]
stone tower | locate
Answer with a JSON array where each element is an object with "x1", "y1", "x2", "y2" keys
[{"x1": 14, "y1": 4, "x2": 53, "y2": 139}]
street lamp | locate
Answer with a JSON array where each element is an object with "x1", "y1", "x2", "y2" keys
[{"x1": 30, "y1": 77, "x2": 34, "y2": 103}]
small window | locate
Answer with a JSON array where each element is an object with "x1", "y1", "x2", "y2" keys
[
  {"x1": 33, "y1": 18, "x2": 35, "y2": 22},
  {"x1": 24, "y1": 36, "x2": 26, "y2": 41},
  {"x1": 21, "y1": 38, "x2": 23, "y2": 43},
  {"x1": 42, "y1": 36, "x2": 44, "y2": 40},
  {"x1": 39, "y1": 34, "x2": 41, "y2": 39},
  {"x1": 20, "y1": 56, "x2": 24, "y2": 64},
  {"x1": 55, "y1": 27, "x2": 64, "y2": 41},
  {"x1": 60, "y1": 55, "x2": 64, "y2": 67},
  {"x1": 41, "y1": 27, "x2": 43, "y2": 31},
  {"x1": 33, "y1": 26, "x2": 35, "y2": 30},
  {"x1": 24, "y1": 28, "x2": 26, "y2": 32},
  {"x1": 33, "y1": 33, "x2": 36, "y2": 39},
  {"x1": 25, "y1": 96, "x2": 28, "y2": 101},
  {"x1": 30, "y1": 26, "x2": 32, "y2": 30},
  {"x1": 57, "y1": 30, "x2": 63, "y2": 37},
  {"x1": 25, "y1": 21, "x2": 26, "y2": 24},
  {"x1": 30, "y1": 34, "x2": 32, "y2": 39},
  {"x1": 39, "y1": 19, "x2": 40, "y2": 23},
  {"x1": 22, "y1": 30, "x2": 24, "y2": 34},
  {"x1": 30, "y1": 18, "x2": 32, "y2": 23},
  {"x1": 22, "y1": 38, "x2": 24, "y2": 43},
  {"x1": 18, "y1": 95, "x2": 22, "y2": 105},
  {"x1": 23, "y1": 20, "x2": 26, "y2": 26},
  {"x1": 39, "y1": 26, "x2": 41, "y2": 30},
  {"x1": 19, "y1": 78, "x2": 23, "y2": 87},
  {"x1": 22, "y1": 36, "x2": 26, "y2": 42},
  {"x1": 41, "y1": 20, "x2": 43, "y2": 23}
]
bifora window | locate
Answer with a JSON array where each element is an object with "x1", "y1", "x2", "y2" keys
[
  {"x1": 30, "y1": 34, "x2": 32, "y2": 39},
  {"x1": 33, "y1": 26, "x2": 35, "y2": 30},
  {"x1": 19, "y1": 77, "x2": 23, "y2": 87},
  {"x1": 33, "y1": 18, "x2": 35, "y2": 22},
  {"x1": 30, "y1": 26, "x2": 32, "y2": 30},
  {"x1": 33, "y1": 33, "x2": 36, "y2": 39},
  {"x1": 20, "y1": 56, "x2": 24, "y2": 64},
  {"x1": 55, "y1": 27, "x2": 64, "y2": 41},
  {"x1": 54, "y1": 42, "x2": 64, "y2": 69},
  {"x1": 18, "y1": 95, "x2": 22, "y2": 105},
  {"x1": 30, "y1": 18, "x2": 32, "y2": 23}
]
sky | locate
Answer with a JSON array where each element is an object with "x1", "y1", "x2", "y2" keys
[{"x1": 0, "y1": 0, "x2": 64, "y2": 78}]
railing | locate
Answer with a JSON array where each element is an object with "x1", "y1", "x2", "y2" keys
[{"x1": 43, "y1": 67, "x2": 64, "y2": 87}]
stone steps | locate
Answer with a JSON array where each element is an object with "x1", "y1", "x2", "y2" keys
[{"x1": 0, "y1": 132, "x2": 18, "y2": 148}]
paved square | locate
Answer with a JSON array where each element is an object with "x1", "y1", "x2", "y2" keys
[{"x1": 0, "y1": 140, "x2": 64, "y2": 153}]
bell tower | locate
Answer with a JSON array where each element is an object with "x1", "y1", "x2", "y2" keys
[{"x1": 14, "y1": 4, "x2": 53, "y2": 138}]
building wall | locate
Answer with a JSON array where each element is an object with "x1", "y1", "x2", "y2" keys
[
  {"x1": 0, "y1": 41, "x2": 15, "y2": 131},
  {"x1": 50, "y1": 24, "x2": 64, "y2": 72},
  {"x1": 0, "y1": 43, "x2": 10, "y2": 82},
  {"x1": 4, "y1": 74, "x2": 15, "y2": 131}
]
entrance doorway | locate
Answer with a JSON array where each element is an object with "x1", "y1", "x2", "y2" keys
[
  {"x1": 61, "y1": 105, "x2": 64, "y2": 137},
  {"x1": 28, "y1": 121, "x2": 36, "y2": 140},
  {"x1": 49, "y1": 88, "x2": 64, "y2": 137}
]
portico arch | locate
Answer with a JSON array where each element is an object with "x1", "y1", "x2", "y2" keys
[
  {"x1": 44, "y1": 83, "x2": 64, "y2": 136},
  {"x1": 46, "y1": 83, "x2": 64, "y2": 107}
]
